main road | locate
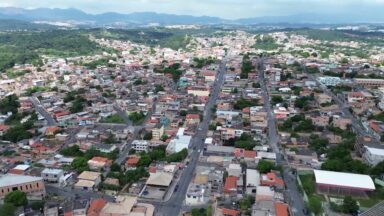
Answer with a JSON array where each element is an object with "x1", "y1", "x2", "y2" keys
[
  {"x1": 306, "y1": 72, "x2": 374, "y2": 139},
  {"x1": 153, "y1": 59, "x2": 227, "y2": 216},
  {"x1": 30, "y1": 96, "x2": 57, "y2": 126},
  {"x1": 257, "y1": 57, "x2": 306, "y2": 216}
]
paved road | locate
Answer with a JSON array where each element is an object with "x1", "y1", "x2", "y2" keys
[
  {"x1": 153, "y1": 60, "x2": 226, "y2": 216},
  {"x1": 306, "y1": 73, "x2": 375, "y2": 139},
  {"x1": 46, "y1": 185, "x2": 115, "y2": 202},
  {"x1": 257, "y1": 58, "x2": 306, "y2": 216},
  {"x1": 30, "y1": 96, "x2": 57, "y2": 126}
]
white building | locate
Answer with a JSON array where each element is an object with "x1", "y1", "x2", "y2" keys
[
  {"x1": 132, "y1": 140, "x2": 150, "y2": 152},
  {"x1": 41, "y1": 168, "x2": 64, "y2": 183},
  {"x1": 364, "y1": 147, "x2": 384, "y2": 166},
  {"x1": 318, "y1": 76, "x2": 342, "y2": 86},
  {"x1": 166, "y1": 128, "x2": 191, "y2": 153},
  {"x1": 246, "y1": 169, "x2": 260, "y2": 194},
  {"x1": 185, "y1": 183, "x2": 209, "y2": 206}
]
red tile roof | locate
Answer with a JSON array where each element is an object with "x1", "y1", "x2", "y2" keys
[
  {"x1": 0, "y1": 125, "x2": 10, "y2": 131},
  {"x1": 87, "y1": 198, "x2": 107, "y2": 216},
  {"x1": 126, "y1": 156, "x2": 140, "y2": 166},
  {"x1": 222, "y1": 208, "x2": 240, "y2": 216},
  {"x1": 224, "y1": 176, "x2": 238, "y2": 193},
  {"x1": 275, "y1": 202, "x2": 289, "y2": 216},
  {"x1": 186, "y1": 114, "x2": 200, "y2": 120}
]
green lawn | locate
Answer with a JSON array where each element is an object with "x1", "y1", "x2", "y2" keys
[
  {"x1": 299, "y1": 174, "x2": 316, "y2": 195},
  {"x1": 100, "y1": 114, "x2": 125, "y2": 124}
]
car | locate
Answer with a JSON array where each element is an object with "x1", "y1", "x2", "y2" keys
[{"x1": 174, "y1": 185, "x2": 179, "y2": 192}]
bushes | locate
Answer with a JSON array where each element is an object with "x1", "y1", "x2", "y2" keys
[
  {"x1": 256, "y1": 160, "x2": 276, "y2": 174},
  {"x1": 128, "y1": 111, "x2": 146, "y2": 125}
]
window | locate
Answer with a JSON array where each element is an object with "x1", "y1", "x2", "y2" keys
[{"x1": 12, "y1": 187, "x2": 18, "y2": 191}]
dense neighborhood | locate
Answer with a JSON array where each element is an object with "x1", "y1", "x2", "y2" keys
[{"x1": 1, "y1": 25, "x2": 384, "y2": 216}]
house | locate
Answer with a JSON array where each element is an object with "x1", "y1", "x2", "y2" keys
[
  {"x1": 332, "y1": 115, "x2": 352, "y2": 130},
  {"x1": 0, "y1": 125, "x2": 10, "y2": 136},
  {"x1": 187, "y1": 86, "x2": 210, "y2": 97},
  {"x1": 87, "y1": 157, "x2": 112, "y2": 170},
  {"x1": 223, "y1": 176, "x2": 238, "y2": 195},
  {"x1": 260, "y1": 172, "x2": 285, "y2": 190},
  {"x1": 45, "y1": 126, "x2": 61, "y2": 136},
  {"x1": 100, "y1": 196, "x2": 137, "y2": 216},
  {"x1": 315, "y1": 93, "x2": 332, "y2": 105},
  {"x1": 152, "y1": 124, "x2": 164, "y2": 141},
  {"x1": 146, "y1": 172, "x2": 173, "y2": 188},
  {"x1": 347, "y1": 92, "x2": 365, "y2": 103},
  {"x1": 246, "y1": 169, "x2": 260, "y2": 194},
  {"x1": 41, "y1": 168, "x2": 64, "y2": 183},
  {"x1": 87, "y1": 198, "x2": 107, "y2": 216},
  {"x1": 126, "y1": 156, "x2": 140, "y2": 169},
  {"x1": 8, "y1": 164, "x2": 30, "y2": 175},
  {"x1": 234, "y1": 148, "x2": 257, "y2": 161},
  {"x1": 185, "y1": 114, "x2": 200, "y2": 125},
  {"x1": 75, "y1": 171, "x2": 102, "y2": 191},
  {"x1": 256, "y1": 186, "x2": 275, "y2": 201}
]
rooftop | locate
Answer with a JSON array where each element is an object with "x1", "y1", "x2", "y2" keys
[
  {"x1": 0, "y1": 174, "x2": 43, "y2": 187},
  {"x1": 314, "y1": 169, "x2": 375, "y2": 190}
]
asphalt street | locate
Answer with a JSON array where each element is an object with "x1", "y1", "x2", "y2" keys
[
  {"x1": 153, "y1": 60, "x2": 226, "y2": 216},
  {"x1": 30, "y1": 96, "x2": 58, "y2": 126},
  {"x1": 257, "y1": 58, "x2": 306, "y2": 216}
]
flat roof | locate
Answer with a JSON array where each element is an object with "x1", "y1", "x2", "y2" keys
[
  {"x1": 314, "y1": 170, "x2": 375, "y2": 190},
  {"x1": 146, "y1": 172, "x2": 173, "y2": 187},
  {"x1": 0, "y1": 174, "x2": 43, "y2": 187},
  {"x1": 75, "y1": 180, "x2": 95, "y2": 188},
  {"x1": 366, "y1": 147, "x2": 384, "y2": 156},
  {"x1": 78, "y1": 171, "x2": 101, "y2": 181},
  {"x1": 42, "y1": 168, "x2": 63, "y2": 175},
  {"x1": 13, "y1": 164, "x2": 30, "y2": 171}
]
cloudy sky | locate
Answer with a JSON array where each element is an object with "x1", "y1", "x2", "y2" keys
[{"x1": 0, "y1": 0, "x2": 383, "y2": 19}]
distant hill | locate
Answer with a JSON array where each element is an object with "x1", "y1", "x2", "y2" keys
[
  {"x1": 0, "y1": 7, "x2": 225, "y2": 25},
  {"x1": 0, "y1": 19, "x2": 58, "y2": 30},
  {"x1": 0, "y1": 7, "x2": 383, "y2": 25}
]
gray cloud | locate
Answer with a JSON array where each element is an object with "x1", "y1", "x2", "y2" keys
[{"x1": 0, "y1": 0, "x2": 383, "y2": 19}]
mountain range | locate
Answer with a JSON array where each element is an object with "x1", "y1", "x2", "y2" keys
[{"x1": 0, "y1": 7, "x2": 383, "y2": 25}]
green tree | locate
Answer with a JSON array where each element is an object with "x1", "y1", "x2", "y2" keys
[
  {"x1": 0, "y1": 94, "x2": 19, "y2": 114},
  {"x1": 308, "y1": 196, "x2": 322, "y2": 215},
  {"x1": 71, "y1": 157, "x2": 89, "y2": 172},
  {"x1": 180, "y1": 110, "x2": 187, "y2": 116},
  {"x1": 342, "y1": 196, "x2": 359, "y2": 215},
  {"x1": 143, "y1": 132, "x2": 153, "y2": 140},
  {"x1": 0, "y1": 203, "x2": 16, "y2": 216},
  {"x1": 161, "y1": 134, "x2": 169, "y2": 142},
  {"x1": 110, "y1": 163, "x2": 121, "y2": 172},
  {"x1": 4, "y1": 191, "x2": 27, "y2": 206},
  {"x1": 138, "y1": 154, "x2": 152, "y2": 167},
  {"x1": 271, "y1": 95, "x2": 284, "y2": 105},
  {"x1": 256, "y1": 160, "x2": 275, "y2": 173}
]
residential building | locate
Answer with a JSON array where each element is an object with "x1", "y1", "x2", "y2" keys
[
  {"x1": 364, "y1": 146, "x2": 384, "y2": 166},
  {"x1": 75, "y1": 171, "x2": 102, "y2": 191},
  {"x1": 152, "y1": 124, "x2": 164, "y2": 141},
  {"x1": 132, "y1": 140, "x2": 150, "y2": 152},
  {"x1": 41, "y1": 168, "x2": 64, "y2": 183},
  {"x1": 87, "y1": 157, "x2": 112, "y2": 170}
]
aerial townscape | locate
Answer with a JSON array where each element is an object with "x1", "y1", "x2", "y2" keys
[{"x1": 1, "y1": 1, "x2": 384, "y2": 216}]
